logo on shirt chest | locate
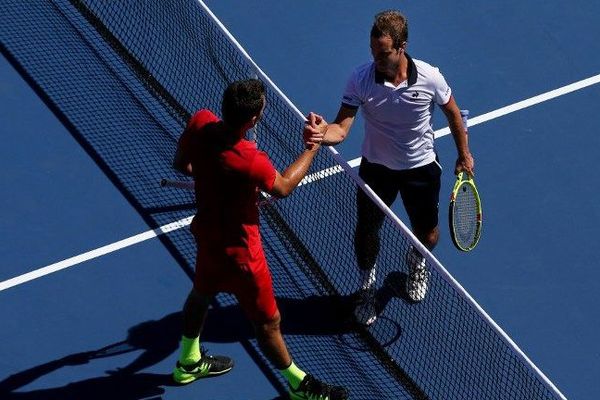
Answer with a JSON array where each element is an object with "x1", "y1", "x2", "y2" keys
[
  {"x1": 369, "y1": 89, "x2": 427, "y2": 108},
  {"x1": 403, "y1": 89, "x2": 430, "y2": 105},
  {"x1": 391, "y1": 91, "x2": 422, "y2": 104}
]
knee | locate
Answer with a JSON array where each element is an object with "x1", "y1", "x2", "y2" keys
[
  {"x1": 185, "y1": 288, "x2": 211, "y2": 309},
  {"x1": 354, "y1": 222, "x2": 381, "y2": 245},
  {"x1": 424, "y1": 229, "x2": 439, "y2": 249},
  {"x1": 417, "y1": 227, "x2": 439, "y2": 250},
  {"x1": 254, "y1": 311, "x2": 282, "y2": 338}
]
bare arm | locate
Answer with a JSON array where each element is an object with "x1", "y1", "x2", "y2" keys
[
  {"x1": 303, "y1": 105, "x2": 358, "y2": 147},
  {"x1": 269, "y1": 147, "x2": 319, "y2": 198},
  {"x1": 267, "y1": 114, "x2": 326, "y2": 198},
  {"x1": 173, "y1": 145, "x2": 193, "y2": 176},
  {"x1": 440, "y1": 95, "x2": 475, "y2": 175}
]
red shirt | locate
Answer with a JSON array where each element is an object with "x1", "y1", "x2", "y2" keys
[{"x1": 177, "y1": 109, "x2": 276, "y2": 259}]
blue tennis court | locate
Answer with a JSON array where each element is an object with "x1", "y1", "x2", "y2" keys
[{"x1": 2, "y1": 1, "x2": 599, "y2": 399}]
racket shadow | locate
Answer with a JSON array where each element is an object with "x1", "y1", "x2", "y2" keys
[
  {"x1": 0, "y1": 313, "x2": 183, "y2": 400},
  {"x1": 0, "y1": 359, "x2": 172, "y2": 400}
]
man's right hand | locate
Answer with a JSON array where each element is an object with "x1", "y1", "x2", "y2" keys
[{"x1": 303, "y1": 112, "x2": 327, "y2": 150}]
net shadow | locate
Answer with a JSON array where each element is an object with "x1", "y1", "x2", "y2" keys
[{"x1": 0, "y1": 1, "x2": 563, "y2": 399}]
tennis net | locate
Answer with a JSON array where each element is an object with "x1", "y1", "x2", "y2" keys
[{"x1": 0, "y1": 1, "x2": 565, "y2": 398}]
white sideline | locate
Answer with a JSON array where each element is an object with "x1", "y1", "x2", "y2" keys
[
  {"x1": 0, "y1": 216, "x2": 193, "y2": 292},
  {"x1": 1, "y1": 76, "x2": 598, "y2": 294}
]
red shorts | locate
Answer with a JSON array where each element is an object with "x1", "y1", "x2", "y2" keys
[{"x1": 193, "y1": 242, "x2": 278, "y2": 323}]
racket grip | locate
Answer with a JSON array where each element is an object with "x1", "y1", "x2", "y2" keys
[
  {"x1": 160, "y1": 179, "x2": 195, "y2": 190},
  {"x1": 460, "y1": 109, "x2": 469, "y2": 132}
]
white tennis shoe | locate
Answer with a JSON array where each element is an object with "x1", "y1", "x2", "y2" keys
[
  {"x1": 406, "y1": 253, "x2": 429, "y2": 302},
  {"x1": 354, "y1": 288, "x2": 377, "y2": 326}
]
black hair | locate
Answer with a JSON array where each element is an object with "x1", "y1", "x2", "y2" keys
[{"x1": 221, "y1": 79, "x2": 265, "y2": 129}]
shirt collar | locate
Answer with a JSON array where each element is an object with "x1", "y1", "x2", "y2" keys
[{"x1": 374, "y1": 52, "x2": 418, "y2": 86}]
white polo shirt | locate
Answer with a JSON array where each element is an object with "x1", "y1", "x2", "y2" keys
[{"x1": 341, "y1": 54, "x2": 451, "y2": 170}]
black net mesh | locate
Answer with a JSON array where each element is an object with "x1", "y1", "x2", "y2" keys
[{"x1": 0, "y1": 1, "x2": 562, "y2": 399}]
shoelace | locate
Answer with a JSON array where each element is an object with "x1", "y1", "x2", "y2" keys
[
  {"x1": 179, "y1": 347, "x2": 213, "y2": 373},
  {"x1": 296, "y1": 375, "x2": 333, "y2": 400},
  {"x1": 410, "y1": 268, "x2": 429, "y2": 283},
  {"x1": 178, "y1": 359, "x2": 210, "y2": 374}
]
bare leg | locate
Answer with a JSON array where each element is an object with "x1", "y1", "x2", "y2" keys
[
  {"x1": 253, "y1": 310, "x2": 291, "y2": 369},
  {"x1": 353, "y1": 190, "x2": 385, "y2": 325},
  {"x1": 182, "y1": 288, "x2": 211, "y2": 338},
  {"x1": 173, "y1": 289, "x2": 233, "y2": 383},
  {"x1": 254, "y1": 312, "x2": 348, "y2": 399},
  {"x1": 406, "y1": 226, "x2": 437, "y2": 302},
  {"x1": 355, "y1": 192, "x2": 386, "y2": 274},
  {"x1": 414, "y1": 225, "x2": 439, "y2": 251}
]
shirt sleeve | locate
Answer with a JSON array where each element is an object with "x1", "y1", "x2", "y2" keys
[
  {"x1": 249, "y1": 150, "x2": 277, "y2": 192},
  {"x1": 432, "y1": 68, "x2": 452, "y2": 105},
  {"x1": 177, "y1": 109, "x2": 220, "y2": 162},
  {"x1": 341, "y1": 69, "x2": 362, "y2": 109}
]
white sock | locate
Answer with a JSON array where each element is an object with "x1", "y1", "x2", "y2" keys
[{"x1": 360, "y1": 265, "x2": 377, "y2": 291}]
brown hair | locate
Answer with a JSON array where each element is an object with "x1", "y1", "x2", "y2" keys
[{"x1": 370, "y1": 10, "x2": 408, "y2": 49}]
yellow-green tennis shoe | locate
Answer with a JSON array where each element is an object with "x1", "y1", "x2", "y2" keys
[
  {"x1": 173, "y1": 351, "x2": 234, "y2": 384},
  {"x1": 288, "y1": 374, "x2": 349, "y2": 400}
]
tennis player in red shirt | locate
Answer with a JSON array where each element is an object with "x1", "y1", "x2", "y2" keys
[{"x1": 172, "y1": 79, "x2": 348, "y2": 400}]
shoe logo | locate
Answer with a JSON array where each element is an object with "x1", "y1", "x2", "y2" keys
[{"x1": 411, "y1": 91, "x2": 420, "y2": 98}]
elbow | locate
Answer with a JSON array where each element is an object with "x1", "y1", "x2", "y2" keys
[
  {"x1": 173, "y1": 161, "x2": 193, "y2": 176},
  {"x1": 327, "y1": 126, "x2": 349, "y2": 146},
  {"x1": 280, "y1": 187, "x2": 294, "y2": 198},
  {"x1": 270, "y1": 179, "x2": 296, "y2": 198},
  {"x1": 271, "y1": 187, "x2": 293, "y2": 199}
]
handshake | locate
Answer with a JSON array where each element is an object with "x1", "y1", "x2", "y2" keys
[{"x1": 303, "y1": 112, "x2": 328, "y2": 151}]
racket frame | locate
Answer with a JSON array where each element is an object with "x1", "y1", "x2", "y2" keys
[{"x1": 448, "y1": 172, "x2": 482, "y2": 252}]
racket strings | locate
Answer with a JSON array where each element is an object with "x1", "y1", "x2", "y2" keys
[{"x1": 453, "y1": 183, "x2": 479, "y2": 246}]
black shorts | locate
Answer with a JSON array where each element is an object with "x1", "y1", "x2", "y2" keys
[{"x1": 357, "y1": 157, "x2": 442, "y2": 233}]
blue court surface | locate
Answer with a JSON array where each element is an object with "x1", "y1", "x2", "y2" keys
[{"x1": 2, "y1": 1, "x2": 600, "y2": 399}]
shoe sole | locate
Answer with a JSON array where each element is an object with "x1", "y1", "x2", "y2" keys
[
  {"x1": 354, "y1": 308, "x2": 377, "y2": 326},
  {"x1": 173, "y1": 365, "x2": 234, "y2": 384},
  {"x1": 289, "y1": 387, "x2": 348, "y2": 400}
]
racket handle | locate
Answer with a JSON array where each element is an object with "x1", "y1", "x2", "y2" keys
[
  {"x1": 160, "y1": 179, "x2": 195, "y2": 190},
  {"x1": 460, "y1": 109, "x2": 469, "y2": 132}
]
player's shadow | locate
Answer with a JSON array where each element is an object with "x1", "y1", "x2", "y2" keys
[
  {"x1": 375, "y1": 270, "x2": 412, "y2": 306},
  {"x1": 0, "y1": 282, "x2": 410, "y2": 399},
  {"x1": 1, "y1": 290, "x2": 403, "y2": 400}
]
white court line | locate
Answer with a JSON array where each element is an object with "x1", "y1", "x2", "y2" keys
[
  {"x1": 0, "y1": 216, "x2": 193, "y2": 292},
  {"x1": 347, "y1": 73, "x2": 600, "y2": 167},
  {"x1": 1, "y1": 74, "x2": 599, "y2": 293},
  {"x1": 432, "y1": 73, "x2": 600, "y2": 139}
]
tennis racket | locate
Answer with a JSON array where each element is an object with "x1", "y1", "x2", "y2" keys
[
  {"x1": 160, "y1": 178, "x2": 194, "y2": 190},
  {"x1": 449, "y1": 172, "x2": 482, "y2": 251}
]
